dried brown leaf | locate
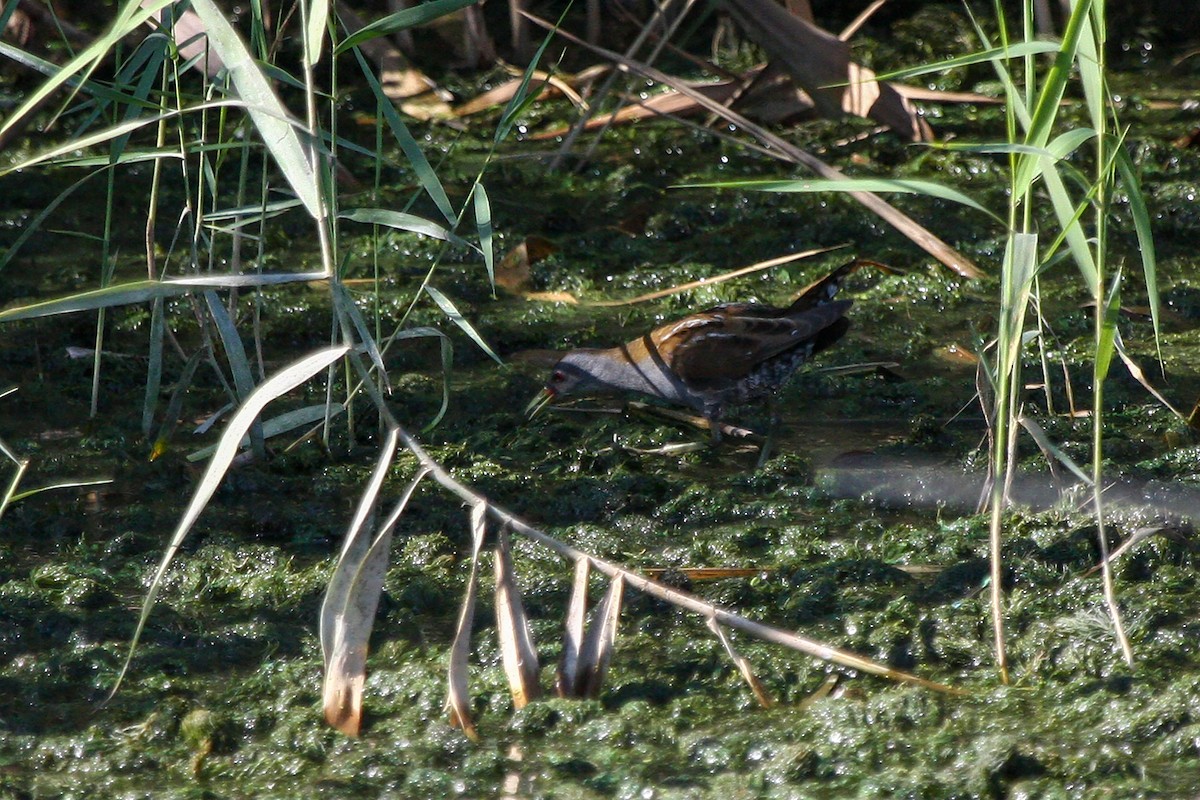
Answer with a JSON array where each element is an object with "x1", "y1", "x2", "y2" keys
[
  {"x1": 737, "y1": 76, "x2": 817, "y2": 126},
  {"x1": 796, "y1": 674, "x2": 840, "y2": 711},
  {"x1": 494, "y1": 526, "x2": 541, "y2": 709},
  {"x1": 935, "y1": 343, "x2": 981, "y2": 366},
  {"x1": 719, "y1": 0, "x2": 931, "y2": 140},
  {"x1": 838, "y1": 0, "x2": 885, "y2": 40},
  {"x1": 587, "y1": 245, "x2": 842, "y2": 307},
  {"x1": 530, "y1": 80, "x2": 745, "y2": 141},
  {"x1": 457, "y1": 67, "x2": 589, "y2": 118},
  {"x1": 643, "y1": 567, "x2": 763, "y2": 581},
  {"x1": 579, "y1": 573, "x2": 624, "y2": 699},
  {"x1": 892, "y1": 84, "x2": 1003, "y2": 104},
  {"x1": 707, "y1": 616, "x2": 774, "y2": 708},
  {"x1": 399, "y1": 93, "x2": 455, "y2": 122},
  {"x1": 320, "y1": 429, "x2": 406, "y2": 736},
  {"x1": 496, "y1": 236, "x2": 558, "y2": 293},
  {"x1": 1113, "y1": 330, "x2": 1186, "y2": 419},
  {"x1": 519, "y1": 12, "x2": 981, "y2": 279},
  {"x1": 335, "y1": 1, "x2": 448, "y2": 102},
  {"x1": 1172, "y1": 127, "x2": 1200, "y2": 149},
  {"x1": 446, "y1": 503, "x2": 487, "y2": 741},
  {"x1": 523, "y1": 291, "x2": 579, "y2": 304},
  {"x1": 384, "y1": 418, "x2": 964, "y2": 702},
  {"x1": 456, "y1": 78, "x2": 556, "y2": 118},
  {"x1": 556, "y1": 557, "x2": 590, "y2": 698}
]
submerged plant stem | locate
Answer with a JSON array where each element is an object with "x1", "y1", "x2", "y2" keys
[
  {"x1": 987, "y1": 388, "x2": 1009, "y2": 684},
  {"x1": 1093, "y1": 329, "x2": 1134, "y2": 666},
  {"x1": 1088, "y1": 0, "x2": 1133, "y2": 665}
]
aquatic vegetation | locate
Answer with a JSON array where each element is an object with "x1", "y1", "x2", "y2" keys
[{"x1": 0, "y1": 1, "x2": 1198, "y2": 797}]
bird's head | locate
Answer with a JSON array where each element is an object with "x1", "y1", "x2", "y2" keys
[{"x1": 524, "y1": 351, "x2": 606, "y2": 418}]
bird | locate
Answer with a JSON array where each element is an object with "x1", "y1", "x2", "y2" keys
[{"x1": 526, "y1": 260, "x2": 859, "y2": 461}]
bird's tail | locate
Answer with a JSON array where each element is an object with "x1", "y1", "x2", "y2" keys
[
  {"x1": 787, "y1": 258, "x2": 895, "y2": 313},
  {"x1": 811, "y1": 313, "x2": 852, "y2": 356}
]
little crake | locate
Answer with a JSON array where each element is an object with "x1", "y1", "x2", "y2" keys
[{"x1": 527, "y1": 261, "x2": 857, "y2": 451}]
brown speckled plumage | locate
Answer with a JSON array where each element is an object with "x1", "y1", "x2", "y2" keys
[{"x1": 530, "y1": 261, "x2": 856, "y2": 428}]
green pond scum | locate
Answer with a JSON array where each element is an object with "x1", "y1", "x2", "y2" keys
[{"x1": 2, "y1": 10, "x2": 1200, "y2": 800}]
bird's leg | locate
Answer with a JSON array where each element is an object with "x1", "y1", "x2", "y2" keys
[
  {"x1": 706, "y1": 413, "x2": 723, "y2": 446},
  {"x1": 755, "y1": 394, "x2": 782, "y2": 469}
]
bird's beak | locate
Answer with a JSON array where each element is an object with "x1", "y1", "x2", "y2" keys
[{"x1": 524, "y1": 386, "x2": 556, "y2": 419}]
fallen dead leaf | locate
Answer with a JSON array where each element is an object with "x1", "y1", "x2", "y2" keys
[
  {"x1": 496, "y1": 236, "x2": 558, "y2": 292},
  {"x1": 935, "y1": 343, "x2": 980, "y2": 365},
  {"x1": 522, "y1": 291, "x2": 579, "y2": 304}
]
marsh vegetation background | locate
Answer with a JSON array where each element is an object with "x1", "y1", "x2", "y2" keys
[{"x1": 1, "y1": 1, "x2": 1199, "y2": 797}]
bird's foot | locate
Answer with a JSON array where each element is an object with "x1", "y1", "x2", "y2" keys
[{"x1": 626, "y1": 402, "x2": 752, "y2": 439}]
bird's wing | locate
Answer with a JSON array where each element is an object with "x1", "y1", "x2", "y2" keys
[{"x1": 660, "y1": 301, "x2": 851, "y2": 389}]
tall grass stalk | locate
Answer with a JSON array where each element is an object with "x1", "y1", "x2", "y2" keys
[
  {"x1": 906, "y1": 0, "x2": 1151, "y2": 674},
  {"x1": 0, "y1": 1, "x2": 507, "y2": 692},
  {"x1": 983, "y1": 0, "x2": 1142, "y2": 670},
  {"x1": 697, "y1": 0, "x2": 1158, "y2": 676}
]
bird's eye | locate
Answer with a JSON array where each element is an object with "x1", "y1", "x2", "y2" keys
[{"x1": 551, "y1": 370, "x2": 566, "y2": 383}]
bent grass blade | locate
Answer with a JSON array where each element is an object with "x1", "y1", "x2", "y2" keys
[
  {"x1": 446, "y1": 503, "x2": 488, "y2": 741},
  {"x1": 495, "y1": 526, "x2": 541, "y2": 709},
  {"x1": 106, "y1": 345, "x2": 350, "y2": 702}
]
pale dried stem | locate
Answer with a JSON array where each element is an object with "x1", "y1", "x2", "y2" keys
[
  {"x1": 523, "y1": 12, "x2": 981, "y2": 279},
  {"x1": 388, "y1": 421, "x2": 963, "y2": 695}
]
